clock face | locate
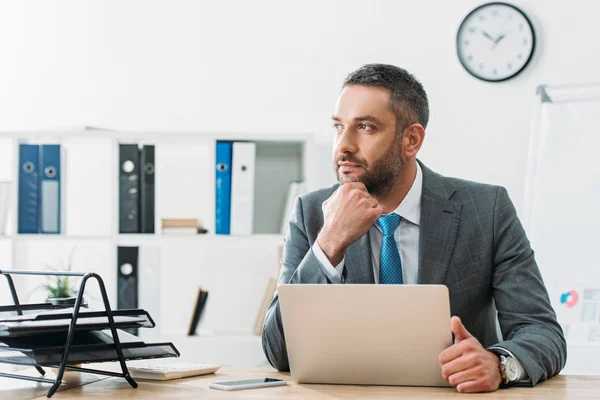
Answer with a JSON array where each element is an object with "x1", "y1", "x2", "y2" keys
[{"x1": 457, "y1": 2, "x2": 535, "y2": 82}]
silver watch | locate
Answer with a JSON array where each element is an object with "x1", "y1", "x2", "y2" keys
[{"x1": 499, "y1": 355, "x2": 520, "y2": 384}]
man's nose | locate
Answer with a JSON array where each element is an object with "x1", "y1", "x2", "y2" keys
[{"x1": 335, "y1": 128, "x2": 358, "y2": 154}]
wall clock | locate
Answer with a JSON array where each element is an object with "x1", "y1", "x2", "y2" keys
[{"x1": 457, "y1": 2, "x2": 536, "y2": 82}]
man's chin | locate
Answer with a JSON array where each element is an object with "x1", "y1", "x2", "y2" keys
[{"x1": 337, "y1": 172, "x2": 365, "y2": 185}]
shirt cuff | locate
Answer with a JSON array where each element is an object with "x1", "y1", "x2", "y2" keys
[
  {"x1": 488, "y1": 346, "x2": 529, "y2": 382},
  {"x1": 311, "y1": 242, "x2": 345, "y2": 284}
]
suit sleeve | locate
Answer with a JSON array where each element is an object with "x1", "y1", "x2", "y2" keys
[
  {"x1": 261, "y1": 196, "x2": 331, "y2": 371},
  {"x1": 491, "y1": 186, "x2": 567, "y2": 385}
]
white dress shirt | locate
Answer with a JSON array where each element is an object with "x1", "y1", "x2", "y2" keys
[{"x1": 311, "y1": 162, "x2": 529, "y2": 382}]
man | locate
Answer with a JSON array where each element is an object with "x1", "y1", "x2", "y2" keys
[{"x1": 262, "y1": 64, "x2": 566, "y2": 393}]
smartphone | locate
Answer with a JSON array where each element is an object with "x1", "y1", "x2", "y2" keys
[{"x1": 208, "y1": 378, "x2": 286, "y2": 391}]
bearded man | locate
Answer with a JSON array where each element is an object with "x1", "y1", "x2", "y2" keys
[{"x1": 262, "y1": 64, "x2": 566, "y2": 393}]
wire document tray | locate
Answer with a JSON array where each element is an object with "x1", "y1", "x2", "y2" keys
[{"x1": 0, "y1": 269, "x2": 179, "y2": 397}]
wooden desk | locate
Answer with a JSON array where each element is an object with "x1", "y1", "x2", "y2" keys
[{"x1": 2, "y1": 366, "x2": 599, "y2": 399}]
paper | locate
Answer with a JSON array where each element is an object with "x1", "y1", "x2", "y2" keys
[{"x1": 553, "y1": 284, "x2": 600, "y2": 347}]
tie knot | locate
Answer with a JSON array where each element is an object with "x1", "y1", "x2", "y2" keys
[{"x1": 378, "y1": 213, "x2": 402, "y2": 236}]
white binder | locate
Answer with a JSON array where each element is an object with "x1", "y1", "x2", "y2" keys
[{"x1": 230, "y1": 142, "x2": 256, "y2": 235}]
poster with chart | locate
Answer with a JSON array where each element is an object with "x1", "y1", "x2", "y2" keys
[{"x1": 551, "y1": 284, "x2": 600, "y2": 347}]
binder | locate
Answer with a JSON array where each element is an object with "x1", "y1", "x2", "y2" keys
[
  {"x1": 39, "y1": 144, "x2": 61, "y2": 234},
  {"x1": 119, "y1": 144, "x2": 140, "y2": 233},
  {"x1": 117, "y1": 246, "x2": 139, "y2": 335},
  {"x1": 215, "y1": 141, "x2": 232, "y2": 235},
  {"x1": 140, "y1": 145, "x2": 155, "y2": 234},
  {"x1": 230, "y1": 142, "x2": 256, "y2": 235},
  {"x1": 18, "y1": 144, "x2": 40, "y2": 234}
]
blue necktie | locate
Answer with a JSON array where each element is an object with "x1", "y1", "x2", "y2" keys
[{"x1": 378, "y1": 213, "x2": 403, "y2": 284}]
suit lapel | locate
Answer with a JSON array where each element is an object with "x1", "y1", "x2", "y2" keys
[
  {"x1": 417, "y1": 162, "x2": 462, "y2": 284},
  {"x1": 344, "y1": 231, "x2": 375, "y2": 284}
]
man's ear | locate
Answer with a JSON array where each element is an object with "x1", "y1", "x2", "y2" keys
[{"x1": 402, "y1": 123, "x2": 425, "y2": 158}]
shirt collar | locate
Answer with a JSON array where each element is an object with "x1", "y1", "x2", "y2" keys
[{"x1": 386, "y1": 162, "x2": 422, "y2": 226}]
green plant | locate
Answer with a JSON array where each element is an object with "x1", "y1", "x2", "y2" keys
[
  {"x1": 39, "y1": 250, "x2": 76, "y2": 299},
  {"x1": 42, "y1": 275, "x2": 74, "y2": 299}
]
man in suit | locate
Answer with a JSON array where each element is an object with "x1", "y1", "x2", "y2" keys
[{"x1": 262, "y1": 64, "x2": 566, "y2": 393}]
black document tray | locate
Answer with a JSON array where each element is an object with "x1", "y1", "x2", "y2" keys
[
  {"x1": 0, "y1": 309, "x2": 155, "y2": 337},
  {"x1": 0, "y1": 269, "x2": 179, "y2": 397},
  {"x1": 0, "y1": 329, "x2": 179, "y2": 366}
]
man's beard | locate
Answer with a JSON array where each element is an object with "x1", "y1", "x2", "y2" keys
[{"x1": 334, "y1": 137, "x2": 404, "y2": 197}]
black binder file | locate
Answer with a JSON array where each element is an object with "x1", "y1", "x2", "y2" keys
[
  {"x1": 119, "y1": 144, "x2": 140, "y2": 233},
  {"x1": 140, "y1": 145, "x2": 155, "y2": 234},
  {"x1": 118, "y1": 246, "x2": 139, "y2": 334}
]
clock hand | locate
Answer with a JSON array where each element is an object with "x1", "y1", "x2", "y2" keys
[
  {"x1": 491, "y1": 34, "x2": 506, "y2": 50},
  {"x1": 480, "y1": 29, "x2": 495, "y2": 41}
]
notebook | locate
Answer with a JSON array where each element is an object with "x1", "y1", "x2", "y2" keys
[{"x1": 128, "y1": 362, "x2": 221, "y2": 380}]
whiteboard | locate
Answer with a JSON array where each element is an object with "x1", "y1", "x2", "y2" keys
[{"x1": 523, "y1": 84, "x2": 600, "y2": 375}]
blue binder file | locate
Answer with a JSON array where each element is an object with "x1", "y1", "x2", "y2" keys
[
  {"x1": 18, "y1": 144, "x2": 40, "y2": 234},
  {"x1": 39, "y1": 144, "x2": 61, "y2": 234},
  {"x1": 215, "y1": 141, "x2": 232, "y2": 235}
]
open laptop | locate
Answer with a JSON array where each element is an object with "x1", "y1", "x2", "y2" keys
[{"x1": 278, "y1": 284, "x2": 452, "y2": 387}]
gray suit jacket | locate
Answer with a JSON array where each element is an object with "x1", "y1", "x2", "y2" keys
[{"x1": 262, "y1": 161, "x2": 566, "y2": 386}]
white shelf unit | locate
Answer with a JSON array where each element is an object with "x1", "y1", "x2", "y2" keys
[{"x1": 0, "y1": 130, "x2": 335, "y2": 359}]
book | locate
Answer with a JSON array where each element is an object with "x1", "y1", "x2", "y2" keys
[
  {"x1": 188, "y1": 289, "x2": 209, "y2": 336},
  {"x1": 128, "y1": 363, "x2": 221, "y2": 380},
  {"x1": 253, "y1": 278, "x2": 278, "y2": 335},
  {"x1": 161, "y1": 218, "x2": 199, "y2": 228}
]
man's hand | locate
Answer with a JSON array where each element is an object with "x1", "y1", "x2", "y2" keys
[
  {"x1": 317, "y1": 182, "x2": 383, "y2": 265},
  {"x1": 438, "y1": 316, "x2": 503, "y2": 393}
]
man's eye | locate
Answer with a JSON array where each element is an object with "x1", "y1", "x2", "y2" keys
[
  {"x1": 359, "y1": 124, "x2": 374, "y2": 132},
  {"x1": 333, "y1": 123, "x2": 343, "y2": 131}
]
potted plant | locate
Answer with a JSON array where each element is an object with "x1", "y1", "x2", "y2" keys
[{"x1": 39, "y1": 250, "x2": 79, "y2": 306}]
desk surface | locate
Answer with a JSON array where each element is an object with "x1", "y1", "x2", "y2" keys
[{"x1": 2, "y1": 366, "x2": 599, "y2": 399}]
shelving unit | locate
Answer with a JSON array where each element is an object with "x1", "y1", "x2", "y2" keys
[{"x1": 0, "y1": 129, "x2": 335, "y2": 365}]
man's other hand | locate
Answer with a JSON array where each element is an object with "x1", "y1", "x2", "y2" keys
[{"x1": 438, "y1": 316, "x2": 503, "y2": 393}]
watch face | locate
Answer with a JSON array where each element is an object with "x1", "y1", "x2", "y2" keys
[
  {"x1": 456, "y1": 2, "x2": 535, "y2": 82},
  {"x1": 504, "y1": 356, "x2": 520, "y2": 381}
]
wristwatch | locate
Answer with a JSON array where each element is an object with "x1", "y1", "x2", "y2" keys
[{"x1": 499, "y1": 354, "x2": 520, "y2": 384}]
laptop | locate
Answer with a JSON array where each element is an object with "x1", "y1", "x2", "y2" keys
[{"x1": 278, "y1": 284, "x2": 452, "y2": 387}]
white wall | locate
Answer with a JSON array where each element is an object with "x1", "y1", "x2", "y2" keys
[{"x1": 1, "y1": 0, "x2": 600, "y2": 211}]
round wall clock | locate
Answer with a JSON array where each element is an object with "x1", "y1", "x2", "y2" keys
[{"x1": 456, "y1": 2, "x2": 536, "y2": 82}]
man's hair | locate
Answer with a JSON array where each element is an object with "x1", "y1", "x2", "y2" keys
[{"x1": 343, "y1": 64, "x2": 429, "y2": 133}]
